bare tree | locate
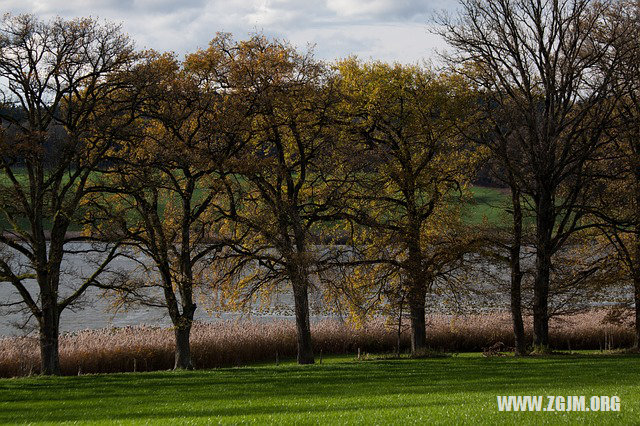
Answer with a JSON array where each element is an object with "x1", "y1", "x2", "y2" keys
[
  {"x1": 437, "y1": 0, "x2": 625, "y2": 349},
  {"x1": 587, "y1": 0, "x2": 640, "y2": 347},
  {"x1": 0, "y1": 14, "x2": 137, "y2": 374}
]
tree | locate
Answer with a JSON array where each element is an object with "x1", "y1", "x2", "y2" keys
[
  {"x1": 587, "y1": 0, "x2": 640, "y2": 347},
  {"x1": 0, "y1": 14, "x2": 137, "y2": 375},
  {"x1": 334, "y1": 59, "x2": 481, "y2": 354},
  {"x1": 437, "y1": 0, "x2": 625, "y2": 349},
  {"x1": 84, "y1": 50, "x2": 238, "y2": 369},
  {"x1": 478, "y1": 177, "x2": 528, "y2": 355},
  {"x1": 205, "y1": 35, "x2": 345, "y2": 365}
]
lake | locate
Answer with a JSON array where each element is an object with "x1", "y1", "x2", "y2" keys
[{"x1": 0, "y1": 243, "x2": 631, "y2": 336}]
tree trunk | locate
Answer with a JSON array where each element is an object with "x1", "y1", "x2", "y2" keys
[
  {"x1": 510, "y1": 188, "x2": 526, "y2": 355},
  {"x1": 396, "y1": 294, "x2": 404, "y2": 357},
  {"x1": 634, "y1": 222, "x2": 640, "y2": 349},
  {"x1": 171, "y1": 300, "x2": 196, "y2": 370},
  {"x1": 292, "y1": 281, "x2": 314, "y2": 364},
  {"x1": 408, "y1": 287, "x2": 427, "y2": 355},
  {"x1": 510, "y1": 263, "x2": 526, "y2": 355},
  {"x1": 634, "y1": 171, "x2": 640, "y2": 349},
  {"x1": 533, "y1": 191, "x2": 553, "y2": 350},
  {"x1": 39, "y1": 300, "x2": 61, "y2": 375},
  {"x1": 634, "y1": 278, "x2": 640, "y2": 349},
  {"x1": 533, "y1": 250, "x2": 551, "y2": 349},
  {"x1": 175, "y1": 186, "x2": 195, "y2": 370},
  {"x1": 174, "y1": 322, "x2": 194, "y2": 370}
]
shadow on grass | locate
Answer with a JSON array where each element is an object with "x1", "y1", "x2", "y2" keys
[{"x1": 0, "y1": 355, "x2": 638, "y2": 423}]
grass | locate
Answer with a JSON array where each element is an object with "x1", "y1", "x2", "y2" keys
[
  {"x1": 1, "y1": 175, "x2": 510, "y2": 233},
  {"x1": 464, "y1": 186, "x2": 510, "y2": 225},
  {"x1": 0, "y1": 353, "x2": 637, "y2": 424}
]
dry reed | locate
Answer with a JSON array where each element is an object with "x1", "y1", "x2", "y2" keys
[{"x1": 0, "y1": 309, "x2": 634, "y2": 377}]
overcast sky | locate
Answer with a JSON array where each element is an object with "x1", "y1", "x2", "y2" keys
[{"x1": 3, "y1": 0, "x2": 458, "y2": 64}]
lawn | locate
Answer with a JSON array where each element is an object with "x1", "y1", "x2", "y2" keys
[
  {"x1": 464, "y1": 186, "x2": 510, "y2": 225},
  {"x1": 0, "y1": 353, "x2": 637, "y2": 425},
  {"x1": 1, "y1": 172, "x2": 511, "y2": 233}
]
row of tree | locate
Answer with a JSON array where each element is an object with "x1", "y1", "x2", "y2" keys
[
  {"x1": 437, "y1": 0, "x2": 640, "y2": 355},
  {"x1": 1, "y1": 0, "x2": 639, "y2": 375}
]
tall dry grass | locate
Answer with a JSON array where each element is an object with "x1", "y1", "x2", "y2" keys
[{"x1": 0, "y1": 309, "x2": 635, "y2": 377}]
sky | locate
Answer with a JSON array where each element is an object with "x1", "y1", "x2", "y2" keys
[{"x1": 2, "y1": 0, "x2": 458, "y2": 64}]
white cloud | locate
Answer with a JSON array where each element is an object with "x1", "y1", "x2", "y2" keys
[
  {"x1": 326, "y1": 0, "x2": 392, "y2": 17},
  {"x1": 3, "y1": 0, "x2": 458, "y2": 63},
  {"x1": 245, "y1": 0, "x2": 309, "y2": 27},
  {"x1": 286, "y1": 23, "x2": 446, "y2": 65}
]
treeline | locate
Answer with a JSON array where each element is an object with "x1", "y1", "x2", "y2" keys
[{"x1": 1, "y1": 0, "x2": 639, "y2": 376}]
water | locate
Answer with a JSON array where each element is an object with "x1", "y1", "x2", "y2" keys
[
  {"x1": 0, "y1": 243, "x2": 632, "y2": 336},
  {"x1": 0, "y1": 243, "x2": 320, "y2": 336}
]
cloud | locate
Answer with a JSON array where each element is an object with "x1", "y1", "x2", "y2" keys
[
  {"x1": 326, "y1": 0, "x2": 429, "y2": 20},
  {"x1": 3, "y1": 0, "x2": 457, "y2": 63},
  {"x1": 286, "y1": 23, "x2": 446, "y2": 65},
  {"x1": 245, "y1": 0, "x2": 316, "y2": 28}
]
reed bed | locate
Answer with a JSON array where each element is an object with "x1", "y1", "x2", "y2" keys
[{"x1": 0, "y1": 309, "x2": 635, "y2": 377}]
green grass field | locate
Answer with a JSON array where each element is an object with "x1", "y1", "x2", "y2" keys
[
  {"x1": 0, "y1": 353, "x2": 637, "y2": 425},
  {"x1": 464, "y1": 186, "x2": 510, "y2": 225},
  {"x1": 1, "y1": 167, "x2": 512, "y2": 232}
]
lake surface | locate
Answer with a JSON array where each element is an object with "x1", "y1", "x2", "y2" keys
[
  {"x1": 0, "y1": 243, "x2": 337, "y2": 336},
  {"x1": 0, "y1": 243, "x2": 632, "y2": 336}
]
